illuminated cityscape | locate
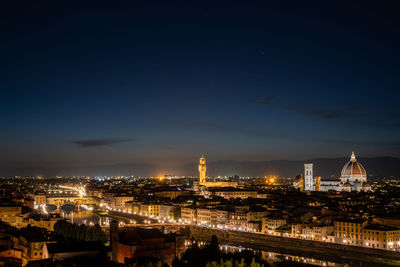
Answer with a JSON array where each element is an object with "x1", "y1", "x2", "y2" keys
[
  {"x1": 2, "y1": 154, "x2": 400, "y2": 266},
  {"x1": 2, "y1": 1, "x2": 400, "y2": 267}
]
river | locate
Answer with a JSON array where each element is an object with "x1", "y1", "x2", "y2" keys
[{"x1": 62, "y1": 211, "x2": 344, "y2": 266}]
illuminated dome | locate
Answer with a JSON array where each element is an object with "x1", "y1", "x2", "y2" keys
[{"x1": 341, "y1": 152, "x2": 367, "y2": 183}]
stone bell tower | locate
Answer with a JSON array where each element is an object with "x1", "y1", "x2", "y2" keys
[{"x1": 198, "y1": 154, "x2": 207, "y2": 184}]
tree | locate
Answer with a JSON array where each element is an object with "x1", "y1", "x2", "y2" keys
[
  {"x1": 92, "y1": 224, "x2": 107, "y2": 244},
  {"x1": 53, "y1": 221, "x2": 107, "y2": 244},
  {"x1": 67, "y1": 222, "x2": 76, "y2": 239},
  {"x1": 210, "y1": 235, "x2": 219, "y2": 250}
]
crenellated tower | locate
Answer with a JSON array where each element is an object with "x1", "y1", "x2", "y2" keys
[{"x1": 198, "y1": 154, "x2": 207, "y2": 184}]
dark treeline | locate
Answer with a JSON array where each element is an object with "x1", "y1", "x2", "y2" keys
[{"x1": 54, "y1": 220, "x2": 107, "y2": 244}]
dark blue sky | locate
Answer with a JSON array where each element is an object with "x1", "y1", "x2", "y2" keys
[{"x1": 1, "y1": 1, "x2": 400, "y2": 172}]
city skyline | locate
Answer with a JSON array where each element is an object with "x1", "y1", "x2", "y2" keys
[
  {"x1": 1, "y1": 152, "x2": 400, "y2": 178},
  {"x1": 2, "y1": 1, "x2": 400, "y2": 173}
]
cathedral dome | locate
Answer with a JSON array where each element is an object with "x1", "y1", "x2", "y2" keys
[{"x1": 341, "y1": 152, "x2": 367, "y2": 183}]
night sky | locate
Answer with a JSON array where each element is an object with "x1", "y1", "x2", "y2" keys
[{"x1": 1, "y1": 1, "x2": 400, "y2": 174}]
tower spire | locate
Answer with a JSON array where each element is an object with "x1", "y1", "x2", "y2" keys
[{"x1": 351, "y1": 151, "x2": 356, "y2": 161}]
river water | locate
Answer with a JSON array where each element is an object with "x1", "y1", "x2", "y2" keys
[
  {"x1": 62, "y1": 210, "x2": 110, "y2": 227},
  {"x1": 219, "y1": 244, "x2": 341, "y2": 267}
]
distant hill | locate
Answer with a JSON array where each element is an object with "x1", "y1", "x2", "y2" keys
[
  {"x1": 0, "y1": 163, "x2": 156, "y2": 177},
  {"x1": 1, "y1": 157, "x2": 399, "y2": 178}
]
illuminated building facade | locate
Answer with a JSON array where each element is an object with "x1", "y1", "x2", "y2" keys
[
  {"x1": 154, "y1": 190, "x2": 184, "y2": 200},
  {"x1": 334, "y1": 218, "x2": 367, "y2": 245},
  {"x1": 262, "y1": 217, "x2": 287, "y2": 233},
  {"x1": 181, "y1": 207, "x2": 197, "y2": 222},
  {"x1": 363, "y1": 224, "x2": 400, "y2": 250},
  {"x1": 212, "y1": 188, "x2": 257, "y2": 199},
  {"x1": 197, "y1": 208, "x2": 218, "y2": 225},
  {"x1": 30, "y1": 194, "x2": 46, "y2": 207},
  {"x1": 299, "y1": 173, "x2": 304, "y2": 192},
  {"x1": 334, "y1": 219, "x2": 400, "y2": 249},
  {"x1": 315, "y1": 176, "x2": 321, "y2": 191}
]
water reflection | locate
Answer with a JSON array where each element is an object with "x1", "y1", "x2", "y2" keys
[
  {"x1": 218, "y1": 245, "x2": 342, "y2": 267},
  {"x1": 260, "y1": 251, "x2": 339, "y2": 267},
  {"x1": 62, "y1": 211, "x2": 111, "y2": 227}
]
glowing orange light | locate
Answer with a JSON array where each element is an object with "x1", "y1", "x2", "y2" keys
[{"x1": 266, "y1": 176, "x2": 276, "y2": 184}]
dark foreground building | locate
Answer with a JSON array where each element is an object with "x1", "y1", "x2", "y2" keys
[{"x1": 110, "y1": 221, "x2": 185, "y2": 265}]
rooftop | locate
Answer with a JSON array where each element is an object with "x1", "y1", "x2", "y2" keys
[
  {"x1": 364, "y1": 224, "x2": 400, "y2": 231},
  {"x1": 119, "y1": 227, "x2": 165, "y2": 245},
  {"x1": 335, "y1": 218, "x2": 367, "y2": 224}
]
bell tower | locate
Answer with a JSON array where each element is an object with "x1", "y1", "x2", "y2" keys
[
  {"x1": 198, "y1": 154, "x2": 207, "y2": 184},
  {"x1": 304, "y1": 163, "x2": 314, "y2": 191}
]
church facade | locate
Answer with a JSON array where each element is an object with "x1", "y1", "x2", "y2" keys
[{"x1": 295, "y1": 152, "x2": 372, "y2": 192}]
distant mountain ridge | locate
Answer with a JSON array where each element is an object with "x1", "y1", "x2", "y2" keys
[{"x1": 0, "y1": 157, "x2": 399, "y2": 178}]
